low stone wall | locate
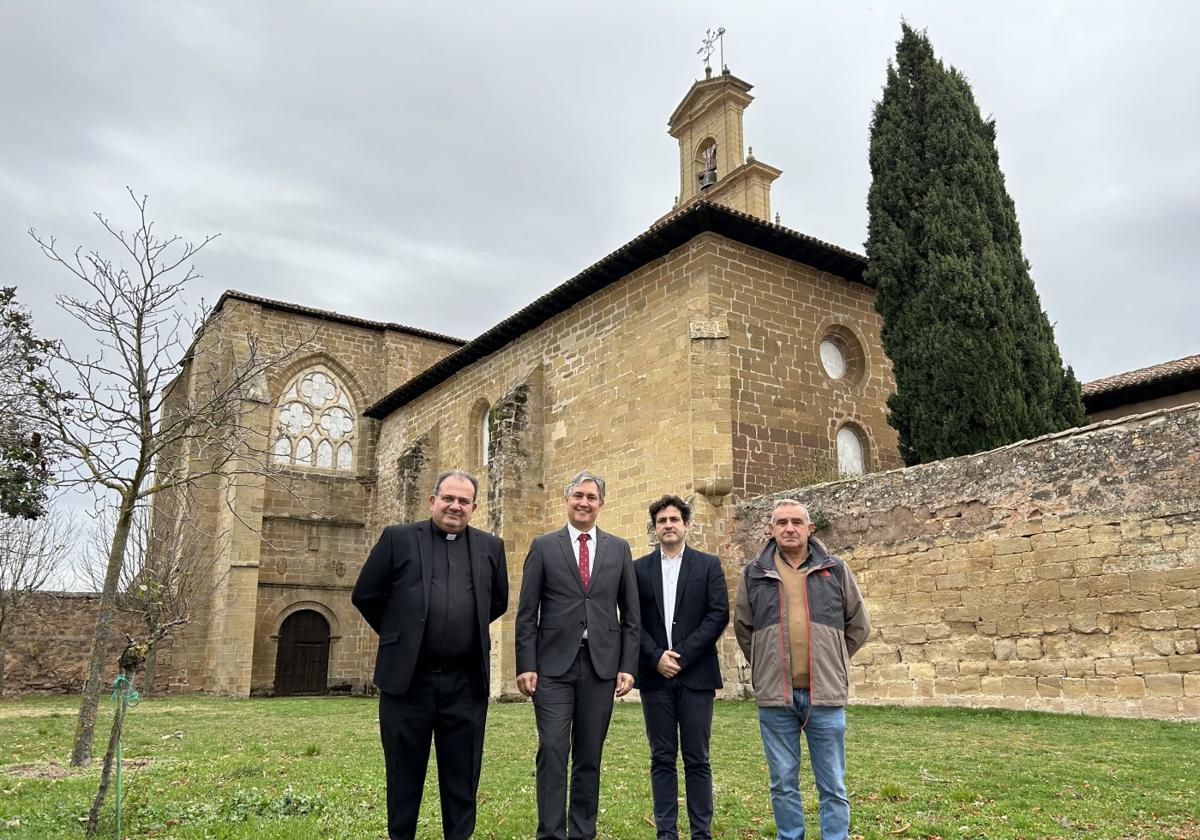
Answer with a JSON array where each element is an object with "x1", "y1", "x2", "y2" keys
[
  {"x1": 2, "y1": 592, "x2": 181, "y2": 695},
  {"x1": 728, "y1": 403, "x2": 1200, "y2": 720}
]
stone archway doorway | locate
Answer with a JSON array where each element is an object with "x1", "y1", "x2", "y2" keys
[{"x1": 274, "y1": 610, "x2": 330, "y2": 696}]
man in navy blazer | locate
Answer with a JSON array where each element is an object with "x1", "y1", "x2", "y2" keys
[
  {"x1": 352, "y1": 469, "x2": 508, "y2": 840},
  {"x1": 634, "y1": 494, "x2": 730, "y2": 840},
  {"x1": 516, "y1": 470, "x2": 640, "y2": 840}
]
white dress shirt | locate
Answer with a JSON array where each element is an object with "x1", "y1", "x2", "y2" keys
[
  {"x1": 661, "y1": 543, "x2": 685, "y2": 649},
  {"x1": 566, "y1": 523, "x2": 597, "y2": 576}
]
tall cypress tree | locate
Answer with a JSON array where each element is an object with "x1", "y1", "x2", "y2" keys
[{"x1": 866, "y1": 24, "x2": 1085, "y2": 465}]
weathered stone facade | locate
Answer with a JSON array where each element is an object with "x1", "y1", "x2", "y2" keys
[
  {"x1": 724, "y1": 240, "x2": 900, "y2": 497},
  {"x1": 365, "y1": 227, "x2": 898, "y2": 697},
  {"x1": 728, "y1": 403, "x2": 1200, "y2": 720},
  {"x1": 147, "y1": 293, "x2": 464, "y2": 697},
  {"x1": 9, "y1": 67, "x2": 1196, "y2": 723},
  {"x1": 5, "y1": 69, "x2": 906, "y2": 702}
]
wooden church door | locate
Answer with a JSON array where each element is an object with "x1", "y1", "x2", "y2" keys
[{"x1": 274, "y1": 610, "x2": 330, "y2": 695}]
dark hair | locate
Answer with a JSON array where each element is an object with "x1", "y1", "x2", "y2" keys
[{"x1": 649, "y1": 494, "x2": 691, "y2": 526}]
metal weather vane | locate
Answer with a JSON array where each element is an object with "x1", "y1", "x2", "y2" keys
[{"x1": 697, "y1": 27, "x2": 726, "y2": 72}]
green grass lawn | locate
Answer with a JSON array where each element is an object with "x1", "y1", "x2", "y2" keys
[{"x1": 0, "y1": 695, "x2": 1196, "y2": 839}]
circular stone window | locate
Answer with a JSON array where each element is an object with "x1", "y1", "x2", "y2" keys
[
  {"x1": 817, "y1": 325, "x2": 865, "y2": 384},
  {"x1": 819, "y1": 340, "x2": 846, "y2": 379}
]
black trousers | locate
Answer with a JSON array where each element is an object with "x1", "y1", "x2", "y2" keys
[
  {"x1": 640, "y1": 682, "x2": 716, "y2": 840},
  {"x1": 379, "y1": 668, "x2": 487, "y2": 840},
  {"x1": 532, "y1": 642, "x2": 616, "y2": 840}
]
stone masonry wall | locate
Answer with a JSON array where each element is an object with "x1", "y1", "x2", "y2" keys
[
  {"x1": 372, "y1": 243, "x2": 701, "y2": 543},
  {"x1": 727, "y1": 403, "x2": 1200, "y2": 720},
  {"x1": 717, "y1": 237, "x2": 903, "y2": 498},
  {"x1": 3, "y1": 593, "x2": 182, "y2": 695}
]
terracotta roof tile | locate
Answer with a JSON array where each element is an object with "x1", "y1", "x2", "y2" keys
[
  {"x1": 1082, "y1": 354, "x2": 1200, "y2": 397},
  {"x1": 1081, "y1": 353, "x2": 1200, "y2": 413}
]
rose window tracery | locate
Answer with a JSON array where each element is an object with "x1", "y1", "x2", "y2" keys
[{"x1": 270, "y1": 366, "x2": 357, "y2": 471}]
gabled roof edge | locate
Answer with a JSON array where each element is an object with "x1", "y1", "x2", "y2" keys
[
  {"x1": 215, "y1": 290, "x2": 468, "y2": 346},
  {"x1": 364, "y1": 201, "x2": 868, "y2": 419}
]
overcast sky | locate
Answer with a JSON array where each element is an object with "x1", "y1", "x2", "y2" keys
[{"x1": 4, "y1": 1, "x2": 1198, "y2": 387}]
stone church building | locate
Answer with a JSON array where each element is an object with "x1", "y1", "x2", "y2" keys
[{"x1": 166, "y1": 68, "x2": 902, "y2": 697}]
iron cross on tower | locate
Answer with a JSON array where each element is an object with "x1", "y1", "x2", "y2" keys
[{"x1": 697, "y1": 27, "x2": 726, "y2": 72}]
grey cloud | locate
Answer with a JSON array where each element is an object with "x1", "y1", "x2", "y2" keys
[{"x1": 3, "y1": 0, "x2": 1198, "y2": 385}]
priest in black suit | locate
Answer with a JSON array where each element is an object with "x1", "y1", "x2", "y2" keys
[
  {"x1": 634, "y1": 494, "x2": 730, "y2": 840},
  {"x1": 352, "y1": 469, "x2": 508, "y2": 840}
]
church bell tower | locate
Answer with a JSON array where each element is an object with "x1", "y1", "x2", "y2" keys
[{"x1": 664, "y1": 66, "x2": 782, "y2": 222}]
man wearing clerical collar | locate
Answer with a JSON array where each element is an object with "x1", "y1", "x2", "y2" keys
[{"x1": 352, "y1": 469, "x2": 509, "y2": 840}]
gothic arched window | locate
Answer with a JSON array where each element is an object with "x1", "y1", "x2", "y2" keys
[{"x1": 271, "y1": 366, "x2": 357, "y2": 472}]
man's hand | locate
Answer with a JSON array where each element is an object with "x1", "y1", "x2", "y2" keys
[
  {"x1": 614, "y1": 672, "x2": 635, "y2": 698},
  {"x1": 656, "y1": 650, "x2": 681, "y2": 679},
  {"x1": 517, "y1": 671, "x2": 538, "y2": 697}
]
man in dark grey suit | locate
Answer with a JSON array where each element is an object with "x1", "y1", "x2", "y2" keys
[
  {"x1": 352, "y1": 469, "x2": 508, "y2": 840},
  {"x1": 515, "y1": 470, "x2": 640, "y2": 840},
  {"x1": 634, "y1": 495, "x2": 729, "y2": 840}
]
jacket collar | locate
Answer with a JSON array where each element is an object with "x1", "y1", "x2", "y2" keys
[{"x1": 752, "y1": 537, "x2": 833, "y2": 576}]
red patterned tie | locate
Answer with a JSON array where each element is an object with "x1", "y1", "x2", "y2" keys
[{"x1": 578, "y1": 534, "x2": 591, "y2": 591}]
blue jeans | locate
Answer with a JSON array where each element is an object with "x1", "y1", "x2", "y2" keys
[{"x1": 757, "y1": 690, "x2": 849, "y2": 840}]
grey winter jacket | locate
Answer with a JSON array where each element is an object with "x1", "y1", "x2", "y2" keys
[{"x1": 734, "y1": 538, "x2": 870, "y2": 707}]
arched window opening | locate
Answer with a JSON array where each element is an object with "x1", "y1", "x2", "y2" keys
[
  {"x1": 469, "y1": 398, "x2": 491, "y2": 469},
  {"x1": 836, "y1": 424, "x2": 867, "y2": 476},
  {"x1": 271, "y1": 365, "x2": 358, "y2": 472},
  {"x1": 481, "y1": 408, "x2": 491, "y2": 466},
  {"x1": 695, "y1": 137, "x2": 718, "y2": 190}
]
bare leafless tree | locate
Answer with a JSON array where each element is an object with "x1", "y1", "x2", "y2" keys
[
  {"x1": 0, "y1": 508, "x2": 74, "y2": 694},
  {"x1": 29, "y1": 190, "x2": 309, "y2": 765}
]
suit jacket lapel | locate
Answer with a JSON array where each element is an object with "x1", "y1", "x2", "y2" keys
[
  {"x1": 649, "y1": 549, "x2": 665, "y2": 625},
  {"x1": 557, "y1": 527, "x2": 586, "y2": 594},
  {"x1": 592, "y1": 529, "x2": 607, "y2": 582},
  {"x1": 674, "y1": 545, "x2": 697, "y2": 614},
  {"x1": 418, "y1": 520, "x2": 434, "y2": 616}
]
